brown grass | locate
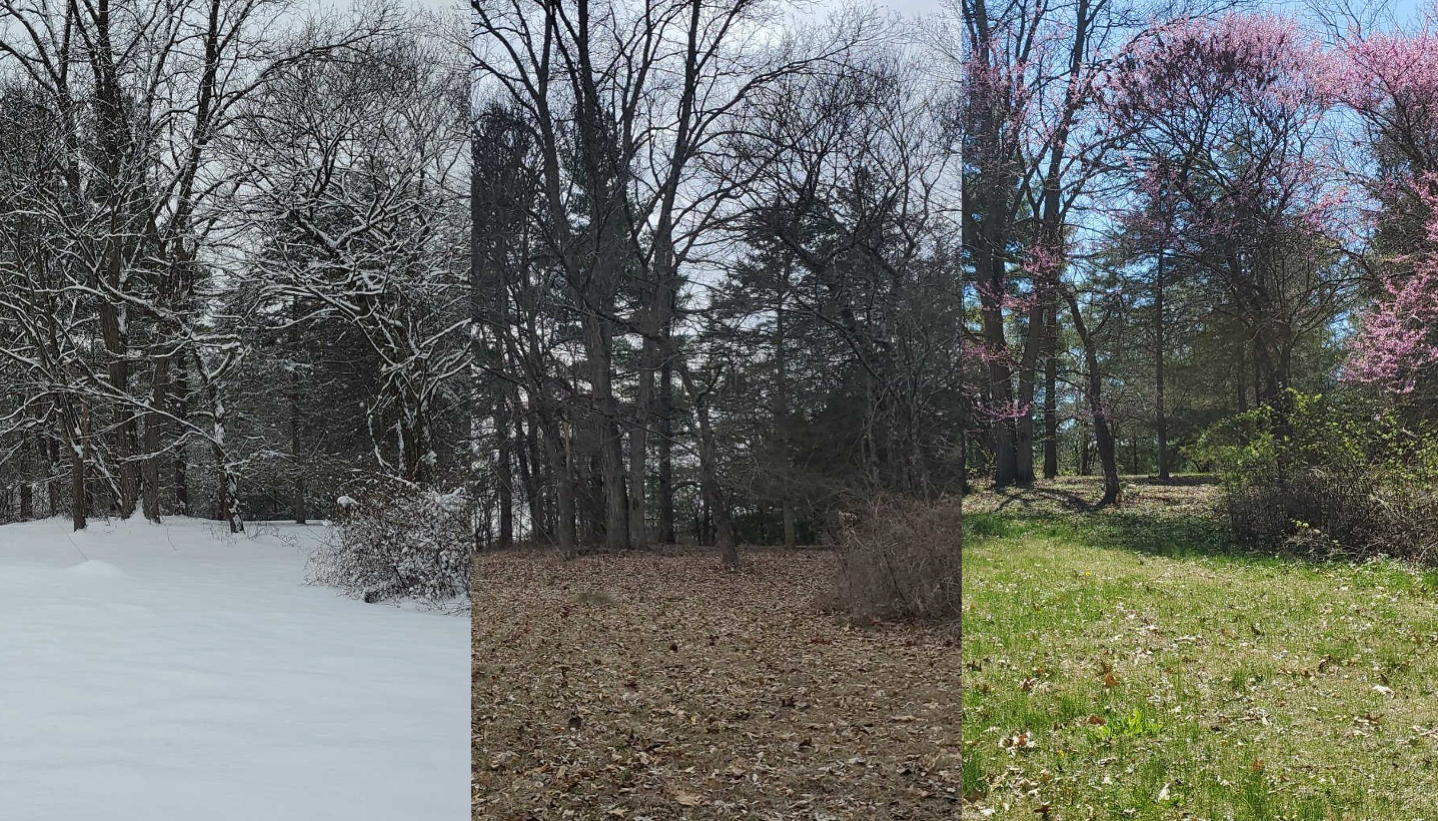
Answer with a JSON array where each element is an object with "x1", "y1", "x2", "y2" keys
[{"x1": 472, "y1": 547, "x2": 961, "y2": 820}]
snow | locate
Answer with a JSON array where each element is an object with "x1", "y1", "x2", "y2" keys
[
  {"x1": 65, "y1": 559, "x2": 126, "y2": 577},
  {"x1": 0, "y1": 516, "x2": 468, "y2": 820}
]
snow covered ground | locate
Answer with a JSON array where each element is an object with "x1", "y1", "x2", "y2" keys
[{"x1": 0, "y1": 516, "x2": 469, "y2": 820}]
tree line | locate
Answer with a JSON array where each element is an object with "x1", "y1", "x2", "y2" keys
[
  {"x1": 468, "y1": 0, "x2": 968, "y2": 562},
  {"x1": 959, "y1": 0, "x2": 1438, "y2": 504},
  {"x1": 0, "y1": 0, "x2": 469, "y2": 531}
]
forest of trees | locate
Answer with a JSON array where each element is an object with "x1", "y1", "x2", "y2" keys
[
  {"x1": 6, "y1": 0, "x2": 1435, "y2": 565},
  {"x1": 468, "y1": 0, "x2": 965, "y2": 563},
  {"x1": 960, "y1": 0, "x2": 1438, "y2": 514},
  {"x1": 0, "y1": 0, "x2": 469, "y2": 532},
  {"x1": 466, "y1": 0, "x2": 1438, "y2": 556}
]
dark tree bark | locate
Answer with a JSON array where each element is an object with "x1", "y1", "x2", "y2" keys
[
  {"x1": 550, "y1": 414, "x2": 577, "y2": 553},
  {"x1": 679, "y1": 362, "x2": 738, "y2": 570},
  {"x1": 1014, "y1": 299, "x2": 1044, "y2": 485},
  {"x1": 582, "y1": 314, "x2": 629, "y2": 549},
  {"x1": 288, "y1": 303, "x2": 306, "y2": 524},
  {"x1": 70, "y1": 416, "x2": 86, "y2": 531},
  {"x1": 658, "y1": 358, "x2": 676, "y2": 544},
  {"x1": 774, "y1": 272, "x2": 797, "y2": 548},
  {"x1": 497, "y1": 409, "x2": 514, "y2": 549},
  {"x1": 1042, "y1": 300, "x2": 1059, "y2": 479},
  {"x1": 1154, "y1": 248, "x2": 1169, "y2": 480},
  {"x1": 1065, "y1": 290, "x2": 1119, "y2": 506},
  {"x1": 19, "y1": 436, "x2": 33, "y2": 519},
  {"x1": 141, "y1": 355, "x2": 169, "y2": 523},
  {"x1": 47, "y1": 435, "x2": 61, "y2": 517},
  {"x1": 172, "y1": 363, "x2": 190, "y2": 515}
]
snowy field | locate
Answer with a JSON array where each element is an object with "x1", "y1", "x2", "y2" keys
[{"x1": 0, "y1": 517, "x2": 469, "y2": 820}]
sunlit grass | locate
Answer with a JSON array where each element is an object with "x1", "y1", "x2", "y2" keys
[{"x1": 962, "y1": 482, "x2": 1438, "y2": 820}]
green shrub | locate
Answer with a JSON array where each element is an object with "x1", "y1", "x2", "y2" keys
[{"x1": 1193, "y1": 390, "x2": 1438, "y2": 563}]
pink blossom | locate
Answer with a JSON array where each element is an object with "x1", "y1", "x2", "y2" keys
[{"x1": 1346, "y1": 181, "x2": 1438, "y2": 393}]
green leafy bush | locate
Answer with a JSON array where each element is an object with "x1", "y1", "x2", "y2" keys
[{"x1": 1193, "y1": 390, "x2": 1438, "y2": 562}]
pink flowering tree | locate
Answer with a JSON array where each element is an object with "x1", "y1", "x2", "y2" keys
[
  {"x1": 1103, "y1": 12, "x2": 1350, "y2": 405},
  {"x1": 1328, "y1": 11, "x2": 1438, "y2": 399},
  {"x1": 1345, "y1": 211, "x2": 1438, "y2": 393},
  {"x1": 960, "y1": 0, "x2": 1127, "y2": 490},
  {"x1": 961, "y1": 0, "x2": 1054, "y2": 487}
]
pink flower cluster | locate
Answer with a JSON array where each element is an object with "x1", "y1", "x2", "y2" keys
[
  {"x1": 1334, "y1": 8, "x2": 1438, "y2": 395},
  {"x1": 1346, "y1": 181, "x2": 1438, "y2": 393}
]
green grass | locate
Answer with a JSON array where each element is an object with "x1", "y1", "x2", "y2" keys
[{"x1": 962, "y1": 480, "x2": 1438, "y2": 820}]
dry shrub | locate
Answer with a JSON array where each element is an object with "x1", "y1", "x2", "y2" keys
[{"x1": 830, "y1": 496, "x2": 961, "y2": 621}]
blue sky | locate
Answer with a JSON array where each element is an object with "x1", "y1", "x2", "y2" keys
[
  {"x1": 842, "y1": 0, "x2": 1432, "y2": 27},
  {"x1": 1391, "y1": 0, "x2": 1430, "y2": 24}
]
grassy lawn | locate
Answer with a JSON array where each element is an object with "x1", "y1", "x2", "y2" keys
[
  {"x1": 962, "y1": 477, "x2": 1438, "y2": 820},
  {"x1": 473, "y1": 548, "x2": 961, "y2": 820}
]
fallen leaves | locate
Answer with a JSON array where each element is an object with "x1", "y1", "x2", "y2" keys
[
  {"x1": 1001, "y1": 731, "x2": 1035, "y2": 753},
  {"x1": 671, "y1": 790, "x2": 703, "y2": 807},
  {"x1": 473, "y1": 548, "x2": 960, "y2": 820}
]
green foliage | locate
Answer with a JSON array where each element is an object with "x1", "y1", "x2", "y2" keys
[
  {"x1": 1194, "y1": 390, "x2": 1438, "y2": 561},
  {"x1": 1086, "y1": 707, "x2": 1162, "y2": 743}
]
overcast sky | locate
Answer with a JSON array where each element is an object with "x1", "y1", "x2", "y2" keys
[
  {"x1": 866, "y1": 0, "x2": 945, "y2": 16},
  {"x1": 804, "y1": 0, "x2": 947, "y2": 23}
]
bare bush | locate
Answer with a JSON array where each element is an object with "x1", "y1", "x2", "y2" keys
[
  {"x1": 830, "y1": 496, "x2": 961, "y2": 621},
  {"x1": 307, "y1": 479, "x2": 471, "y2": 607}
]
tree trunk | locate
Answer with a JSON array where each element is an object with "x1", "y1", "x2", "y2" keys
[
  {"x1": 19, "y1": 436, "x2": 33, "y2": 520},
  {"x1": 288, "y1": 305, "x2": 306, "y2": 524},
  {"x1": 70, "y1": 430, "x2": 86, "y2": 531},
  {"x1": 141, "y1": 355, "x2": 169, "y2": 523},
  {"x1": 193, "y1": 345, "x2": 242, "y2": 533},
  {"x1": 977, "y1": 207, "x2": 1019, "y2": 487},
  {"x1": 497, "y1": 409, "x2": 514, "y2": 549},
  {"x1": 47, "y1": 435, "x2": 61, "y2": 517},
  {"x1": 1065, "y1": 290, "x2": 1119, "y2": 506},
  {"x1": 1155, "y1": 249, "x2": 1169, "y2": 480},
  {"x1": 1043, "y1": 300, "x2": 1059, "y2": 480},
  {"x1": 582, "y1": 313, "x2": 628, "y2": 549},
  {"x1": 1252, "y1": 338, "x2": 1263, "y2": 406},
  {"x1": 1014, "y1": 298, "x2": 1044, "y2": 485},
  {"x1": 551, "y1": 415, "x2": 577, "y2": 553},
  {"x1": 680, "y1": 364, "x2": 738, "y2": 569},
  {"x1": 774, "y1": 275, "x2": 796, "y2": 547},
  {"x1": 104, "y1": 304, "x2": 140, "y2": 518},
  {"x1": 1236, "y1": 346, "x2": 1248, "y2": 412},
  {"x1": 521, "y1": 409, "x2": 543, "y2": 542},
  {"x1": 173, "y1": 362, "x2": 190, "y2": 516},
  {"x1": 959, "y1": 419, "x2": 971, "y2": 495},
  {"x1": 624, "y1": 424, "x2": 646, "y2": 547},
  {"x1": 214, "y1": 442, "x2": 243, "y2": 534},
  {"x1": 658, "y1": 358, "x2": 676, "y2": 544},
  {"x1": 1023, "y1": 0, "x2": 1088, "y2": 485}
]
